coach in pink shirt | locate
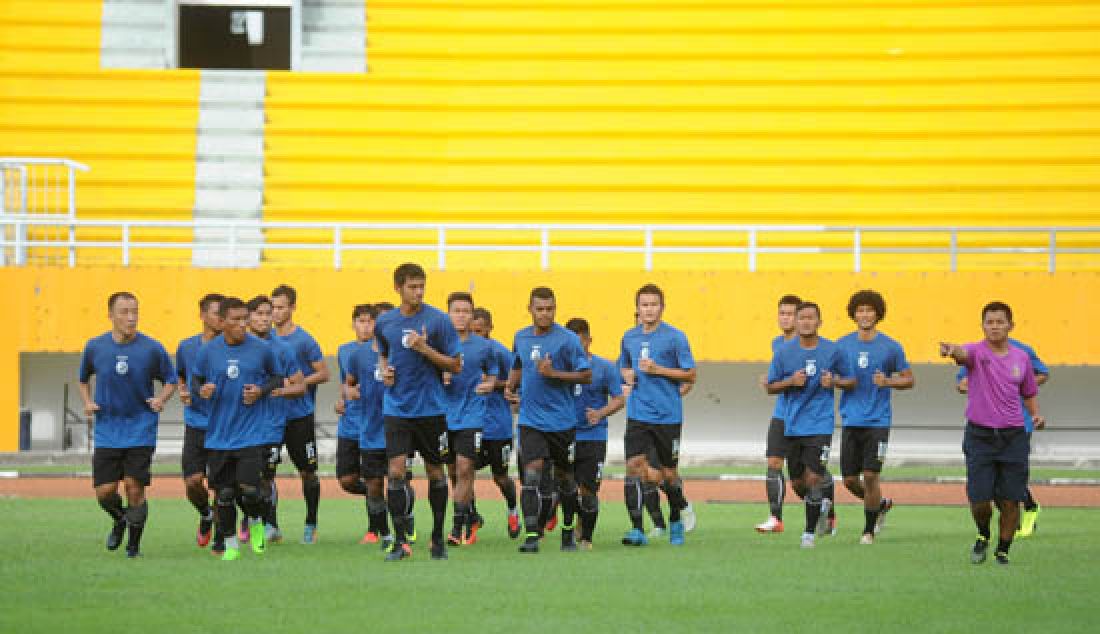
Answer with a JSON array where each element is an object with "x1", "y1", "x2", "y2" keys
[{"x1": 940, "y1": 301, "x2": 1046, "y2": 567}]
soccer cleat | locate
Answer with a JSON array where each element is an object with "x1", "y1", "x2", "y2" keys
[
  {"x1": 125, "y1": 547, "x2": 142, "y2": 559},
  {"x1": 669, "y1": 521, "x2": 685, "y2": 546},
  {"x1": 755, "y1": 516, "x2": 784, "y2": 534},
  {"x1": 544, "y1": 513, "x2": 558, "y2": 533},
  {"x1": 860, "y1": 533, "x2": 874, "y2": 545},
  {"x1": 265, "y1": 525, "x2": 282, "y2": 544},
  {"x1": 106, "y1": 518, "x2": 127, "y2": 551},
  {"x1": 211, "y1": 535, "x2": 226, "y2": 556},
  {"x1": 430, "y1": 539, "x2": 449, "y2": 560},
  {"x1": 447, "y1": 528, "x2": 463, "y2": 546},
  {"x1": 249, "y1": 519, "x2": 265, "y2": 554},
  {"x1": 648, "y1": 526, "x2": 667, "y2": 540},
  {"x1": 197, "y1": 516, "x2": 213, "y2": 548},
  {"x1": 385, "y1": 542, "x2": 411, "y2": 562},
  {"x1": 995, "y1": 550, "x2": 1011, "y2": 565},
  {"x1": 970, "y1": 536, "x2": 989, "y2": 564},
  {"x1": 302, "y1": 523, "x2": 318, "y2": 545},
  {"x1": 360, "y1": 531, "x2": 380, "y2": 545},
  {"x1": 827, "y1": 516, "x2": 838, "y2": 537},
  {"x1": 1017, "y1": 504, "x2": 1040, "y2": 538},
  {"x1": 682, "y1": 502, "x2": 697, "y2": 533},
  {"x1": 815, "y1": 499, "x2": 833, "y2": 537},
  {"x1": 579, "y1": 540, "x2": 594, "y2": 551},
  {"x1": 561, "y1": 528, "x2": 578, "y2": 552},
  {"x1": 875, "y1": 498, "x2": 893, "y2": 535},
  {"x1": 221, "y1": 547, "x2": 241, "y2": 562},
  {"x1": 380, "y1": 534, "x2": 395, "y2": 553},
  {"x1": 465, "y1": 521, "x2": 481, "y2": 546},
  {"x1": 519, "y1": 534, "x2": 541, "y2": 553},
  {"x1": 801, "y1": 533, "x2": 816, "y2": 549},
  {"x1": 507, "y1": 511, "x2": 521, "y2": 539},
  {"x1": 621, "y1": 528, "x2": 648, "y2": 547},
  {"x1": 238, "y1": 518, "x2": 250, "y2": 543}
]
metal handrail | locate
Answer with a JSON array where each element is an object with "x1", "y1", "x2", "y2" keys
[{"x1": 1, "y1": 217, "x2": 1098, "y2": 272}]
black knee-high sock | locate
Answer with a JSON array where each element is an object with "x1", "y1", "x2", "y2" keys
[
  {"x1": 642, "y1": 482, "x2": 666, "y2": 529},
  {"x1": 766, "y1": 468, "x2": 786, "y2": 520},
  {"x1": 579, "y1": 494, "x2": 599, "y2": 541},
  {"x1": 387, "y1": 480, "x2": 411, "y2": 542},
  {"x1": 125, "y1": 501, "x2": 148, "y2": 552},
  {"x1": 303, "y1": 475, "x2": 320, "y2": 525},
  {"x1": 405, "y1": 472, "x2": 417, "y2": 525},
  {"x1": 864, "y1": 509, "x2": 880, "y2": 535},
  {"x1": 805, "y1": 485, "x2": 824, "y2": 534},
  {"x1": 520, "y1": 469, "x2": 542, "y2": 535},
  {"x1": 262, "y1": 480, "x2": 278, "y2": 527},
  {"x1": 663, "y1": 479, "x2": 688, "y2": 523},
  {"x1": 560, "y1": 479, "x2": 578, "y2": 531},
  {"x1": 367, "y1": 495, "x2": 390, "y2": 536},
  {"x1": 428, "y1": 478, "x2": 448, "y2": 543},
  {"x1": 470, "y1": 497, "x2": 480, "y2": 522},
  {"x1": 823, "y1": 471, "x2": 836, "y2": 519},
  {"x1": 498, "y1": 478, "x2": 518, "y2": 511},
  {"x1": 1024, "y1": 488, "x2": 1038, "y2": 512},
  {"x1": 624, "y1": 476, "x2": 644, "y2": 531},
  {"x1": 98, "y1": 492, "x2": 125, "y2": 522},
  {"x1": 217, "y1": 498, "x2": 237, "y2": 546},
  {"x1": 452, "y1": 501, "x2": 470, "y2": 538}
]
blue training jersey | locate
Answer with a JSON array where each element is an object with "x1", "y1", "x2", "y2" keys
[
  {"x1": 375, "y1": 304, "x2": 461, "y2": 419},
  {"x1": 770, "y1": 334, "x2": 795, "y2": 420},
  {"x1": 575, "y1": 354, "x2": 623, "y2": 442},
  {"x1": 482, "y1": 338, "x2": 515, "y2": 441},
  {"x1": 276, "y1": 325, "x2": 324, "y2": 420},
  {"x1": 176, "y1": 334, "x2": 213, "y2": 431},
  {"x1": 957, "y1": 338, "x2": 1048, "y2": 433},
  {"x1": 837, "y1": 331, "x2": 910, "y2": 428},
  {"x1": 337, "y1": 340, "x2": 369, "y2": 440},
  {"x1": 196, "y1": 334, "x2": 279, "y2": 450},
  {"x1": 346, "y1": 340, "x2": 386, "y2": 451},
  {"x1": 766, "y1": 337, "x2": 852, "y2": 437},
  {"x1": 255, "y1": 332, "x2": 300, "y2": 445},
  {"x1": 80, "y1": 332, "x2": 177, "y2": 448},
  {"x1": 618, "y1": 322, "x2": 695, "y2": 425},
  {"x1": 513, "y1": 323, "x2": 591, "y2": 432},
  {"x1": 445, "y1": 333, "x2": 496, "y2": 431}
]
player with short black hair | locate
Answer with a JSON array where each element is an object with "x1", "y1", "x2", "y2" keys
[
  {"x1": 766, "y1": 301, "x2": 856, "y2": 549},
  {"x1": 566, "y1": 317, "x2": 625, "y2": 550},
  {"x1": 374, "y1": 300, "x2": 418, "y2": 541},
  {"x1": 837, "y1": 290, "x2": 914, "y2": 544},
  {"x1": 375, "y1": 264, "x2": 462, "y2": 561},
  {"x1": 80, "y1": 292, "x2": 177, "y2": 558},
  {"x1": 506, "y1": 286, "x2": 592, "y2": 553},
  {"x1": 271, "y1": 284, "x2": 330, "y2": 544},
  {"x1": 334, "y1": 304, "x2": 380, "y2": 540},
  {"x1": 176, "y1": 293, "x2": 224, "y2": 549},
  {"x1": 756, "y1": 293, "x2": 801, "y2": 533}
]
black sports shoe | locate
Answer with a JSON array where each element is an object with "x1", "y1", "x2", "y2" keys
[
  {"x1": 125, "y1": 547, "x2": 141, "y2": 559},
  {"x1": 385, "y1": 542, "x2": 411, "y2": 562},
  {"x1": 970, "y1": 536, "x2": 989, "y2": 564},
  {"x1": 995, "y1": 550, "x2": 1010, "y2": 565},
  {"x1": 430, "y1": 539, "x2": 448, "y2": 560},
  {"x1": 106, "y1": 519, "x2": 127, "y2": 551},
  {"x1": 519, "y1": 534, "x2": 540, "y2": 554},
  {"x1": 560, "y1": 528, "x2": 578, "y2": 552}
]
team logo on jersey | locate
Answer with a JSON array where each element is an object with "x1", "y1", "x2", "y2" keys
[
  {"x1": 858, "y1": 352, "x2": 870, "y2": 369},
  {"x1": 401, "y1": 329, "x2": 417, "y2": 349},
  {"x1": 805, "y1": 359, "x2": 817, "y2": 376},
  {"x1": 574, "y1": 384, "x2": 583, "y2": 396},
  {"x1": 115, "y1": 357, "x2": 129, "y2": 375},
  {"x1": 640, "y1": 342, "x2": 651, "y2": 360},
  {"x1": 374, "y1": 364, "x2": 383, "y2": 381},
  {"x1": 227, "y1": 361, "x2": 240, "y2": 380},
  {"x1": 530, "y1": 344, "x2": 542, "y2": 361},
  {"x1": 1012, "y1": 365, "x2": 1021, "y2": 379}
]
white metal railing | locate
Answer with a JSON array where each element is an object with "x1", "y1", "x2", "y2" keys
[
  {"x1": 1, "y1": 217, "x2": 1098, "y2": 272},
  {"x1": 0, "y1": 158, "x2": 90, "y2": 267}
]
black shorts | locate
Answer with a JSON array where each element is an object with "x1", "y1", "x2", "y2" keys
[
  {"x1": 446, "y1": 428, "x2": 482, "y2": 463},
  {"x1": 336, "y1": 437, "x2": 362, "y2": 477},
  {"x1": 207, "y1": 446, "x2": 263, "y2": 491},
  {"x1": 963, "y1": 422, "x2": 1030, "y2": 503},
  {"x1": 478, "y1": 438, "x2": 513, "y2": 477},
  {"x1": 93, "y1": 446, "x2": 154, "y2": 487},
  {"x1": 283, "y1": 414, "x2": 318, "y2": 474},
  {"x1": 646, "y1": 447, "x2": 663, "y2": 470},
  {"x1": 766, "y1": 418, "x2": 789, "y2": 458},
  {"x1": 841, "y1": 427, "x2": 890, "y2": 476},
  {"x1": 260, "y1": 443, "x2": 282, "y2": 481},
  {"x1": 786, "y1": 434, "x2": 832, "y2": 479},
  {"x1": 624, "y1": 420, "x2": 681, "y2": 469},
  {"x1": 359, "y1": 449, "x2": 388, "y2": 480},
  {"x1": 519, "y1": 426, "x2": 575, "y2": 474},
  {"x1": 384, "y1": 415, "x2": 449, "y2": 465},
  {"x1": 181, "y1": 426, "x2": 209, "y2": 477},
  {"x1": 574, "y1": 440, "x2": 607, "y2": 492}
]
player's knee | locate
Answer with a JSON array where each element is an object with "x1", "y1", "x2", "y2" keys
[
  {"x1": 184, "y1": 473, "x2": 205, "y2": 490},
  {"x1": 216, "y1": 487, "x2": 236, "y2": 507},
  {"x1": 557, "y1": 476, "x2": 578, "y2": 497},
  {"x1": 843, "y1": 476, "x2": 861, "y2": 490},
  {"x1": 338, "y1": 475, "x2": 359, "y2": 492},
  {"x1": 126, "y1": 500, "x2": 148, "y2": 525},
  {"x1": 767, "y1": 456, "x2": 784, "y2": 470},
  {"x1": 625, "y1": 455, "x2": 646, "y2": 476},
  {"x1": 580, "y1": 493, "x2": 599, "y2": 513}
]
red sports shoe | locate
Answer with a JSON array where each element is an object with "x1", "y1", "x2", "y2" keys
[
  {"x1": 544, "y1": 513, "x2": 558, "y2": 532},
  {"x1": 507, "y1": 512, "x2": 521, "y2": 539},
  {"x1": 360, "y1": 531, "x2": 379, "y2": 545}
]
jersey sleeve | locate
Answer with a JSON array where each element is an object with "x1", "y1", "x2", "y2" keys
[
  {"x1": 306, "y1": 336, "x2": 324, "y2": 366},
  {"x1": 893, "y1": 340, "x2": 911, "y2": 373},
  {"x1": 674, "y1": 331, "x2": 696, "y2": 370},
  {"x1": 435, "y1": 313, "x2": 462, "y2": 358},
  {"x1": 194, "y1": 344, "x2": 210, "y2": 382},
  {"x1": 345, "y1": 348, "x2": 358, "y2": 381},
  {"x1": 567, "y1": 333, "x2": 591, "y2": 372},
  {"x1": 511, "y1": 337, "x2": 522, "y2": 370},
  {"x1": 175, "y1": 341, "x2": 188, "y2": 380},
  {"x1": 961, "y1": 342, "x2": 981, "y2": 369},
  {"x1": 156, "y1": 343, "x2": 178, "y2": 384},
  {"x1": 494, "y1": 346, "x2": 511, "y2": 379},
  {"x1": 766, "y1": 350, "x2": 785, "y2": 384},
  {"x1": 831, "y1": 346, "x2": 853, "y2": 377},
  {"x1": 337, "y1": 346, "x2": 350, "y2": 383},
  {"x1": 78, "y1": 340, "x2": 96, "y2": 382},
  {"x1": 1020, "y1": 355, "x2": 1039, "y2": 399},
  {"x1": 606, "y1": 362, "x2": 624, "y2": 398},
  {"x1": 1024, "y1": 344, "x2": 1049, "y2": 376},
  {"x1": 375, "y1": 318, "x2": 391, "y2": 357},
  {"x1": 617, "y1": 334, "x2": 631, "y2": 370}
]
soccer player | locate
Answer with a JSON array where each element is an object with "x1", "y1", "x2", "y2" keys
[
  {"x1": 377, "y1": 299, "x2": 418, "y2": 541},
  {"x1": 79, "y1": 292, "x2": 177, "y2": 558},
  {"x1": 194, "y1": 297, "x2": 283, "y2": 561},
  {"x1": 271, "y1": 284, "x2": 330, "y2": 544},
  {"x1": 566, "y1": 318, "x2": 625, "y2": 550},
  {"x1": 470, "y1": 307, "x2": 522, "y2": 539},
  {"x1": 246, "y1": 295, "x2": 305, "y2": 545},
  {"x1": 756, "y1": 294, "x2": 800, "y2": 533},
  {"x1": 957, "y1": 338, "x2": 1048, "y2": 538},
  {"x1": 334, "y1": 304, "x2": 377, "y2": 541},
  {"x1": 443, "y1": 292, "x2": 498, "y2": 545},
  {"x1": 342, "y1": 303, "x2": 392, "y2": 550},
  {"x1": 940, "y1": 301, "x2": 1046, "y2": 565},
  {"x1": 766, "y1": 301, "x2": 855, "y2": 549},
  {"x1": 837, "y1": 290, "x2": 914, "y2": 544},
  {"x1": 619, "y1": 283, "x2": 696, "y2": 547},
  {"x1": 505, "y1": 286, "x2": 591, "y2": 553},
  {"x1": 374, "y1": 263, "x2": 462, "y2": 561},
  {"x1": 176, "y1": 292, "x2": 224, "y2": 548}
]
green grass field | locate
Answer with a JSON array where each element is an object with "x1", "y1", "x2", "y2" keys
[{"x1": 2, "y1": 498, "x2": 1096, "y2": 633}]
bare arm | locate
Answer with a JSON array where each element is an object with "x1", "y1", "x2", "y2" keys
[
  {"x1": 304, "y1": 359, "x2": 330, "y2": 387},
  {"x1": 1023, "y1": 396, "x2": 1046, "y2": 429},
  {"x1": 939, "y1": 342, "x2": 969, "y2": 365},
  {"x1": 885, "y1": 368, "x2": 915, "y2": 390},
  {"x1": 78, "y1": 382, "x2": 99, "y2": 417},
  {"x1": 766, "y1": 370, "x2": 806, "y2": 395}
]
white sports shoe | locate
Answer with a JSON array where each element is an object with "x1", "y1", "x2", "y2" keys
[
  {"x1": 860, "y1": 533, "x2": 874, "y2": 545},
  {"x1": 648, "y1": 527, "x2": 666, "y2": 539},
  {"x1": 754, "y1": 516, "x2": 784, "y2": 533},
  {"x1": 681, "y1": 502, "x2": 697, "y2": 533},
  {"x1": 801, "y1": 533, "x2": 816, "y2": 549}
]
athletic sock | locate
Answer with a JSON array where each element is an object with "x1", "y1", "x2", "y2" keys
[
  {"x1": 624, "y1": 476, "x2": 645, "y2": 531},
  {"x1": 642, "y1": 482, "x2": 666, "y2": 529},
  {"x1": 823, "y1": 471, "x2": 836, "y2": 519},
  {"x1": 125, "y1": 501, "x2": 148, "y2": 552},
  {"x1": 98, "y1": 492, "x2": 125, "y2": 522},
  {"x1": 997, "y1": 538, "x2": 1012, "y2": 554},
  {"x1": 499, "y1": 478, "x2": 518, "y2": 511},
  {"x1": 560, "y1": 480, "x2": 579, "y2": 530},
  {"x1": 386, "y1": 480, "x2": 410, "y2": 542},
  {"x1": 977, "y1": 518, "x2": 991, "y2": 541},
  {"x1": 303, "y1": 475, "x2": 321, "y2": 525},
  {"x1": 428, "y1": 478, "x2": 449, "y2": 543},
  {"x1": 863, "y1": 509, "x2": 879, "y2": 535},
  {"x1": 663, "y1": 479, "x2": 688, "y2": 523},
  {"x1": 520, "y1": 478, "x2": 541, "y2": 535},
  {"x1": 766, "y1": 468, "x2": 785, "y2": 520},
  {"x1": 452, "y1": 501, "x2": 470, "y2": 539}
]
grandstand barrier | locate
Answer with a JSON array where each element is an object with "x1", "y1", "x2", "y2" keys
[{"x1": 0, "y1": 158, "x2": 89, "y2": 266}]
